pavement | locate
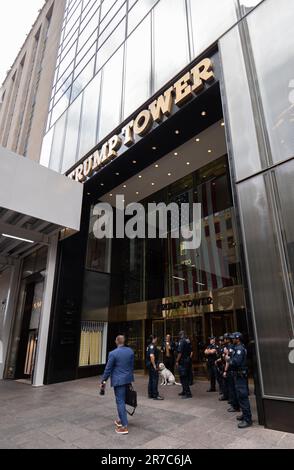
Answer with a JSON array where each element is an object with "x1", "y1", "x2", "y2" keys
[{"x1": 0, "y1": 375, "x2": 294, "y2": 449}]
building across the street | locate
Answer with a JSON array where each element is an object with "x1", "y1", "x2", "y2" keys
[{"x1": 1, "y1": 0, "x2": 294, "y2": 435}]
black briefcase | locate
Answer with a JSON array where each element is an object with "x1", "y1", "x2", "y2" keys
[{"x1": 125, "y1": 384, "x2": 137, "y2": 416}]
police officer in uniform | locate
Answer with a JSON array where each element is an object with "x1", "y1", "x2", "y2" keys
[
  {"x1": 218, "y1": 333, "x2": 231, "y2": 401},
  {"x1": 215, "y1": 336, "x2": 225, "y2": 399},
  {"x1": 204, "y1": 336, "x2": 219, "y2": 392},
  {"x1": 226, "y1": 332, "x2": 252, "y2": 428},
  {"x1": 224, "y1": 334, "x2": 240, "y2": 412},
  {"x1": 146, "y1": 335, "x2": 164, "y2": 400},
  {"x1": 176, "y1": 331, "x2": 192, "y2": 399}
]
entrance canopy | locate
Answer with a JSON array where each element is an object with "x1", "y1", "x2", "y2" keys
[{"x1": 0, "y1": 146, "x2": 83, "y2": 271}]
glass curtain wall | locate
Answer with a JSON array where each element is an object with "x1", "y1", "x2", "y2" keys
[
  {"x1": 220, "y1": 0, "x2": 294, "y2": 399},
  {"x1": 41, "y1": 0, "x2": 250, "y2": 174}
]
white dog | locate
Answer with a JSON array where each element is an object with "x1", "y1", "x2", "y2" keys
[{"x1": 158, "y1": 363, "x2": 181, "y2": 386}]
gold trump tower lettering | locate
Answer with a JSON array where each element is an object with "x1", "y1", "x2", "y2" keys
[{"x1": 69, "y1": 58, "x2": 215, "y2": 182}]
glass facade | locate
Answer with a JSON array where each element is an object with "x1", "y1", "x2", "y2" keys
[
  {"x1": 83, "y1": 142, "x2": 247, "y2": 372},
  {"x1": 41, "y1": 0, "x2": 254, "y2": 174},
  {"x1": 220, "y1": 0, "x2": 294, "y2": 399}
]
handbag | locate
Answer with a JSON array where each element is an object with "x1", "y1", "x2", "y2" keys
[{"x1": 125, "y1": 384, "x2": 137, "y2": 416}]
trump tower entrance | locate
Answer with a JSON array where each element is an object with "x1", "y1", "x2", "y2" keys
[{"x1": 45, "y1": 48, "x2": 256, "y2": 409}]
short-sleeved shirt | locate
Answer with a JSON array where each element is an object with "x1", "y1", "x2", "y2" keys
[{"x1": 146, "y1": 344, "x2": 159, "y2": 367}]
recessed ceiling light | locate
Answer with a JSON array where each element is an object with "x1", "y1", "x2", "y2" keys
[
  {"x1": 174, "y1": 152, "x2": 178, "y2": 156},
  {"x1": 116, "y1": 172, "x2": 120, "y2": 176},
  {"x1": 155, "y1": 164, "x2": 159, "y2": 168},
  {"x1": 132, "y1": 160, "x2": 137, "y2": 164},
  {"x1": 175, "y1": 130, "x2": 180, "y2": 134},
  {"x1": 136, "y1": 192, "x2": 139, "y2": 195},
  {"x1": 152, "y1": 146, "x2": 157, "y2": 150},
  {"x1": 201, "y1": 111, "x2": 207, "y2": 116},
  {"x1": 151, "y1": 183, "x2": 155, "y2": 186},
  {"x1": 109, "y1": 194, "x2": 113, "y2": 197},
  {"x1": 101, "y1": 183, "x2": 104, "y2": 186},
  {"x1": 196, "y1": 138, "x2": 200, "y2": 142},
  {"x1": 208, "y1": 149, "x2": 212, "y2": 153},
  {"x1": 138, "y1": 175, "x2": 142, "y2": 179},
  {"x1": 221, "y1": 122, "x2": 225, "y2": 127},
  {"x1": 123, "y1": 185, "x2": 127, "y2": 188},
  {"x1": 87, "y1": 193, "x2": 91, "y2": 196},
  {"x1": 186, "y1": 162, "x2": 190, "y2": 166},
  {"x1": 168, "y1": 173, "x2": 172, "y2": 176}
]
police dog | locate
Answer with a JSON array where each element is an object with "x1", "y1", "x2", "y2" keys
[{"x1": 158, "y1": 363, "x2": 181, "y2": 386}]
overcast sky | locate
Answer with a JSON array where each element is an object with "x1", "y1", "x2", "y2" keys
[{"x1": 0, "y1": 0, "x2": 45, "y2": 85}]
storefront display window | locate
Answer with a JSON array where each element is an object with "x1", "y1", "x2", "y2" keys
[{"x1": 79, "y1": 321, "x2": 107, "y2": 366}]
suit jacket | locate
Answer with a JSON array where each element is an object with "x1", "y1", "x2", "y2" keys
[{"x1": 102, "y1": 346, "x2": 135, "y2": 388}]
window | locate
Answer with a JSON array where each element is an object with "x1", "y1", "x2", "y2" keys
[
  {"x1": 127, "y1": 0, "x2": 157, "y2": 35},
  {"x1": 123, "y1": 15, "x2": 151, "y2": 118},
  {"x1": 153, "y1": 0, "x2": 189, "y2": 91},
  {"x1": 189, "y1": 0, "x2": 237, "y2": 57},
  {"x1": 98, "y1": 46, "x2": 124, "y2": 140},
  {"x1": 77, "y1": 72, "x2": 101, "y2": 159},
  {"x1": 61, "y1": 94, "x2": 83, "y2": 172}
]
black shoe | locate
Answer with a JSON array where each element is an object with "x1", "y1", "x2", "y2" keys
[
  {"x1": 178, "y1": 392, "x2": 186, "y2": 396},
  {"x1": 148, "y1": 396, "x2": 153, "y2": 399},
  {"x1": 207, "y1": 389, "x2": 216, "y2": 392},
  {"x1": 227, "y1": 407, "x2": 240, "y2": 412},
  {"x1": 153, "y1": 396, "x2": 164, "y2": 401},
  {"x1": 236, "y1": 415, "x2": 244, "y2": 421},
  {"x1": 219, "y1": 396, "x2": 227, "y2": 401},
  {"x1": 182, "y1": 394, "x2": 192, "y2": 399},
  {"x1": 238, "y1": 420, "x2": 252, "y2": 429}
]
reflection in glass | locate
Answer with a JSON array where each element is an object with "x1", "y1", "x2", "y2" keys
[
  {"x1": 237, "y1": 174, "x2": 294, "y2": 398},
  {"x1": 247, "y1": 0, "x2": 294, "y2": 164},
  {"x1": 220, "y1": 27, "x2": 261, "y2": 180}
]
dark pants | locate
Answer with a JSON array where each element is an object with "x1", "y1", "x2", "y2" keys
[
  {"x1": 234, "y1": 375, "x2": 252, "y2": 423},
  {"x1": 228, "y1": 371, "x2": 240, "y2": 410},
  {"x1": 148, "y1": 367, "x2": 159, "y2": 398},
  {"x1": 188, "y1": 359, "x2": 194, "y2": 386},
  {"x1": 179, "y1": 364, "x2": 192, "y2": 397},
  {"x1": 207, "y1": 363, "x2": 216, "y2": 391},
  {"x1": 216, "y1": 367, "x2": 224, "y2": 395},
  {"x1": 222, "y1": 374, "x2": 229, "y2": 400},
  {"x1": 114, "y1": 385, "x2": 128, "y2": 428},
  {"x1": 164, "y1": 356, "x2": 175, "y2": 375}
]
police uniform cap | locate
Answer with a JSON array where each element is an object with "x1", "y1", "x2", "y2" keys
[
  {"x1": 224, "y1": 333, "x2": 231, "y2": 339},
  {"x1": 209, "y1": 336, "x2": 216, "y2": 340},
  {"x1": 232, "y1": 332, "x2": 243, "y2": 340}
]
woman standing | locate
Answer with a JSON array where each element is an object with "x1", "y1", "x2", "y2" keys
[{"x1": 161, "y1": 334, "x2": 176, "y2": 374}]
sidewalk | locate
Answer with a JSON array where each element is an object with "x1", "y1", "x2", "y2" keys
[{"x1": 0, "y1": 375, "x2": 294, "y2": 449}]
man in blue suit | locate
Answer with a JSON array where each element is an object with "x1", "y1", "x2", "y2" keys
[{"x1": 100, "y1": 335, "x2": 135, "y2": 435}]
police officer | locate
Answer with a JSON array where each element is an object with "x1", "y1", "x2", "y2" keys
[
  {"x1": 219, "y1": 333, "x2": 231, "y2": 401},
  {"x1": 204, "y1": 336, "x2": 219, "y2": 392},
  {"x1": 176, "y1": 331, "x2": 192, "y2": 399},
  {"x1": 226, "y1": 332, "x2": 252, "y2": 429},
  {"x1": 146, "y1": 335, "x2": 164, "y2": 400},
  {"x1": 224, "y1": 334, "x2": 240, "y2": 412},
  {"x1": 215, "y1": 336, "x2": 225, "y2": 399}
]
